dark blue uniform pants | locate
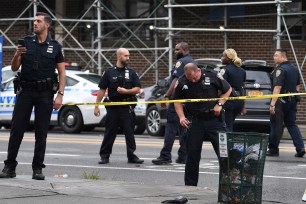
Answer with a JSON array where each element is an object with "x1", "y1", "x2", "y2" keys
[
  {"x1": 4, "y1": 89, "x2": 53, "y2": 170},
  {"x1": 269, "y1": 99, "x2": 305, "y2": 153},
  {"x1": 185, "y1": 117, "x2": 225, "y2": 186},
  {"x1": 224, "y1": 100, "x2": 244, "y2": 132},
  {"x1": 99, "y1": 106, "x2": 138, "y2": 160},
  {"x1": 160, "y1": 109, "x2": 186, "y2": 161}
]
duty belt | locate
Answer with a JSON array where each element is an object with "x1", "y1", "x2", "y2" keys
[
  {"x1": 20, "y1": 78, "x2": 53, "y2": 91},
  {"x1": 193, "y1": 110, "x2": 215, "y2": 121}
]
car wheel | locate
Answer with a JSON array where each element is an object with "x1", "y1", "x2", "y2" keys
[
  {"x1": 59, "y1": 106, "x2": 84, "y2": 133},
  {"x1": 146, "y1": 105, "x2": 165, "y2": 136},
  {"x1": 83, "y1": 125, "x2": 96, "y2": 132}
]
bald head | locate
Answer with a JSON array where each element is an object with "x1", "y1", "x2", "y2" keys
[
  {"x1": 116, "y1": 48, "x2": 130, "y2": 67},
  {"x1": 175, "y1": 42, "x2": 190, "y2": 59},
  {"x1": 184, "y1": 63, "x2": 201, "y2": 83}
]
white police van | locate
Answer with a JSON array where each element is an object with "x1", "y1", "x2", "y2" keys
[{"x1": 0, "y1": 68, "x2": 106, "y2": 133}]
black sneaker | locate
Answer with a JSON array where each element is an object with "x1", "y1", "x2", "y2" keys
[
  {"x1": 0, "y1": 167, "x2": 16, "y2": 178},
  {"x1": 32, "y1": 169, "x2": 45, "y2": 180},
  {"x1": 266, "y1": 150, "x2": 279, "y2": 157},
  {"x1": 98, "y1": 158, "x2": 109, "y2": 164},
  {"x1": 128, "y1": 157, "x2": 144, "y2": 164},
  {"x1": 175, "y1": 158, "x2": 186, "y2": 164},
  {"x1": 295, "y1": 149, "x2": 305, "y2": 158},
  {"x1": 152, "y1": 157, "x2": 172, "y2": 165}
]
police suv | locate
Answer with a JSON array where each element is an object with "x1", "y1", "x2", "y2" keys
[{"x1": 0, "y1": 68, "x2": 106, "y2": 133}]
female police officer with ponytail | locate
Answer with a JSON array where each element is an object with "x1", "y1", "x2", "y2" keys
[{"x1": 220, "y1": 48, "x2": 246, "y2": 132}]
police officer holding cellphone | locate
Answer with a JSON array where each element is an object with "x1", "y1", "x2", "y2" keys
[
  {"x1": 0, "y1": 12, "x2": 66, "y2": 180},
  {"x1": 174, "y1": 63, "x2": 232, "y2": 186}
]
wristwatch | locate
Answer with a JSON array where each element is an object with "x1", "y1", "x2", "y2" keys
[
  {"x1": 58, "y1": 91, "x2": 64, "y2": 96},
  {"x1": 217, "y1": 102, "x2": 223, "y2": 106}
]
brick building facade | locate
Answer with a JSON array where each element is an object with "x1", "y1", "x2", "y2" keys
[{"x1": 1, "y1": 0, "x2": 306, "y2": 123}]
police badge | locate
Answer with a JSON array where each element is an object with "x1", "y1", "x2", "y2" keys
[{"x1": 175, "y1": 61, "x2": 182, "y2": 69}]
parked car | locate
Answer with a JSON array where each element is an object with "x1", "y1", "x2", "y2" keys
[
  {"x1": 0, "y1": 69, "x2": 107, "y2": 133},
  {"x1": 1, "y1": 66, "x2": 19, "y2": 84},
  {"x1": 144, "y1": 59, "x2": 273, "y2": 136}
]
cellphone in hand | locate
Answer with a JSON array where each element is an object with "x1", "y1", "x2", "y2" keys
[{"x1": 18, "y1": 38, "x2": 25, "y2": 47}]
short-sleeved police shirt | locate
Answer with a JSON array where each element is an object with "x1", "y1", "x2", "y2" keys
[
  {"x1": 273, "y1": 61, "x2": 300, "y2": 93},
  {"x1": 20, "y1": 35, "x2": 64, "y2": 81},
  {"x1": 98, "y1": 66, "x2": 141, "y2": 101},
  {"x1": 174, "y1": 69, "x2": 230, "y2": 115},
  {"x1": 220, "y1": 62, "x2": 246, "y2": 94},
  {"x1": 169, "y1": 54, "x2": 195, "y2": 84}
]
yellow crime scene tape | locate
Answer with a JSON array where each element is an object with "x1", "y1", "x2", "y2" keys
[{"x1": 1, "y1": 92, "x2": 305, "y2": 107}]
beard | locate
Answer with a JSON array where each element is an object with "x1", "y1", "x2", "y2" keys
[{"x1": 176, "y1": 52, "x2": 184, "y2": 60}]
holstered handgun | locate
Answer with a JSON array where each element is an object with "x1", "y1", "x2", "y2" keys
[
  {"x1": 13, "y1": 73, "x2": 21, "y2": 94},
  {"x1": 219, "y1": 109, "x2": 225, "y2": 123}
]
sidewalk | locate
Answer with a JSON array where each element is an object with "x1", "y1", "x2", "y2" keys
[
  {"x1": 0, "y1": 175, "x2": 279, "y2": 204},
  {"x1": 0, "y1": 175, "x2": 218, "y2": 204}
]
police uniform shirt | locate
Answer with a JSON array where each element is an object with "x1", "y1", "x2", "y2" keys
[
  {"x1": 20, "y1": 35, "x2": 64, "y2": 81},
  {"x1": 273, "y1": 61, "x2": 300, "y2": 93},
  {"x1": 98, "y1": 66, "x2": 141, "y2": 101},
  {"x1": 169, "y1": 54, "x2": 195, "y2": 86},
  {"x1": 220, "y1": 62, "x2": 246, "y2": 94},
  {"x1": 173, "y1": 69, "x2": 231, "y2": 115}
]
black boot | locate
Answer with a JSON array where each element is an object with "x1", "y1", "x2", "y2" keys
[
  {"x1": 32, "y1": 169, "x2": 45, "y2": 180},
  {"x1": 0, "y1": 166, "x2": 16, "y2": 178}
]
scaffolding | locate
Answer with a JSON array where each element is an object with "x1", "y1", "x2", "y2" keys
[{"x1": 0, "y1": 0, "x2": 305, "y2": 87}]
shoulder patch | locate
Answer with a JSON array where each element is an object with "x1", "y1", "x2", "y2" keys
[
  {"x1": 217, "y1": 73, "x2": 224, "y2": 80},
  {"x1": 175, "y1": 61, "x2": 182, "y2": 69},
  {"x1": 219, "y1": 69, "x2": 226, "y2": 76},
  {"x1": 276, "y1": 70, "x2": 281, "y2": 77}
]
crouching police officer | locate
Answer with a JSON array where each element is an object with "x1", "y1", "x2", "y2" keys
[
  {"x1": 174, "y1": 63, "x2": 232, "y2": 186},
  {"x1": 0, "y1": 12, "x2": 66, "y2": 180},
  {"x1": 94, "y1": 48, "x2": 144, "y2": 164}
]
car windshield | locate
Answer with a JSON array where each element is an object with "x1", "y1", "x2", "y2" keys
[
  {"x1": 246, "y1": 70, "x2": 271, "y2": 85},
  {"x1": 75, "y1": 74, "x2": 101, "y2": 84}
]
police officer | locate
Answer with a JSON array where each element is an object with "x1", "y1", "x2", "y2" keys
[
  {"x1": 220, "y1": 48, "x2": 246, "y2": 132},
  {"x1": 0, "y1": 12, "x2": 66, "y2": 180},
  {"x1": 152, "y1": 42, "x2": 195, "y2": 165},
  {"x1": 174, "y1": 63, "x2": 232, "y2": 186},
  {"x1": 94, "y1": 48, "x2": 144, "y2": 164},
  {"x1": 267, "y1": 49, "x2": 305, "y2": 157}
]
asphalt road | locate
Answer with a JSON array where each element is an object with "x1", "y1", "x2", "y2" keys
[{"x1": 0, "y1": 128, "x2": 305, "y2": 204}]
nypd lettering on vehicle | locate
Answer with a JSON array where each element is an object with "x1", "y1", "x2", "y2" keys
[{"x1": 0, "y1": 88, "x2": 104, "y2": 125}]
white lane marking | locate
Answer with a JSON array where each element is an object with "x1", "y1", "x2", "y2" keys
[
  {"x1": 0, "y1": 152, "x2": 7, "y2": 154},
  {"x1": 10, "y1": 162, "x2": 306, "y2": 180},
  {"x1": 298, "y1": 165, "x2": 306, "y2": 167},
  {"x1": 46, "y1": 153, "x2": 80, "y2": 157}
]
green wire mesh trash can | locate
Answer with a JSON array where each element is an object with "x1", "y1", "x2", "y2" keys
[{"x1": 218, "y1": 132, "x2": 269, "y2": 204}]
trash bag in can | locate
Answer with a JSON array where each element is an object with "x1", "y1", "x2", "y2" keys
[{"x1": 218, "y1": 132, "x2": 269, "y2": 204}]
